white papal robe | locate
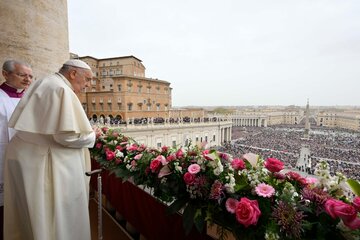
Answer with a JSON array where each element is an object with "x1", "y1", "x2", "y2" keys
[
  {"x1": 4, "y1": 73, "x2": 95, "y2": 240},
  {"x1": 0, "y1": 89, "x2": 20, "y2": 206}
]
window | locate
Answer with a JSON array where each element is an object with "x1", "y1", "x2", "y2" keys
[
  {"x1": 138, "y1": 86, "x2": 142, "y2": 93},
  {"x1": 172, "y1": 140, "x2": 176, "y2": 147},
  {"x1": 147, "y1": 105, "x2": 151, "y2": 111},
  {"x1": 156, "y1": 104, "x2": 160, "y2": 111},
  {"x1": 128, "y1": 103, "x2": 133, "y2": 111},
  {"x1": 213, "y1": 135, "x2": 216, "y2": 141},
  {"x1": 157, "y1": 142, "x2": 162, "y2": 148},
  {"x1": 92, "y1": 103, "x2": 96, "y2": 111},
  {"x1": 117, "y1": 84, "x2": 122, "y2": 91}
]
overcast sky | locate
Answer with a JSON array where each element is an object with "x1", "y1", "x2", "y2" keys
[{"x1": 68, "y1": 0, "x2": 360, "y2": 107}]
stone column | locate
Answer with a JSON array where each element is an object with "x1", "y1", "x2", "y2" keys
[{"x1": 0, "y1": 0, "x2": 69, "y2": 82}]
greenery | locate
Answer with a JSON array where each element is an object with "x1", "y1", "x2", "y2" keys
[{"x1": 91, "y1": 126, "x2": 360, "y2": 240}]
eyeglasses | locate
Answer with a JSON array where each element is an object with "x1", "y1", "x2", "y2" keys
[{"x1": 12, "y1": 72, "x2": 33, "y2": 80}]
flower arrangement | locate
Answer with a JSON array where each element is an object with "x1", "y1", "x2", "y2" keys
[{"x1": 91, "y1": 126, "x2": 360, "y2": 240}]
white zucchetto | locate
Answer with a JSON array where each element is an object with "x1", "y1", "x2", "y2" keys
[{"x1": 63, "y1": 59, "x2": 91, "y2": 70}]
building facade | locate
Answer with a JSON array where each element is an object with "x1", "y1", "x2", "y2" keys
[{"x1": 75, "y1": 55, "x2": 172, "y2": 122}]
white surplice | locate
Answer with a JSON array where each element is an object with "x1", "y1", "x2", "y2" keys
[
  {"x1": 0, "y1": 89, "x2": 20, "y2": 206},
  {"x1": 4, "y1": 73, "x2": 95, "y2": 240}
]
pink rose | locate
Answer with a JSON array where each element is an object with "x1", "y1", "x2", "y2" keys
[
  {"x1": 154, "y1": 155, "x2": 167, "y2": 165},
  {"x1": 95, "y1": 142, "x2": 103, "y2": 149},
  {"x1": 264, "y1": 158, "x2": 284, "y2": 173},
  {"x1": 150, "y1": 159, "x2": 162, "y2": 173},
  {"x1": 183, "y1": 172, "x2": 195, "y2": 185},
  {"x1": 127, "y1": 144, "x2": 138, "y2": 151},
  {"x1": 231, "y1": 158, "x2": 245, "y2": 170},
  {"x1": 101, "y1": 127, "x2": 109, "y2": 133},
  {"x1": 115, "y1": 145, "x2": 124, "y2": 151},
  {"x1": 166, "y1": 154, "x2": 176, "y2": 162},
  {"x1": 225, "y1": 198, "x2": 238, "y2": 214},
  {"x1": 188, "y1": 164, "x2": 201, "y2": 174},
  {"x1": 235, "y1": 198, "x2": 261, "y2": 228},
  {"x1": 176, "y1": 149, "x2": 184, "y2": 158},
  {"x1": 353, "y1": 197, "x2": 360, "y2": 212},
  {"x1": 106, "y1": 151, "x2": 115, "y2": 161},
  {"x1": 325, "y1": 199, "x2": 357, "y2": 223}
]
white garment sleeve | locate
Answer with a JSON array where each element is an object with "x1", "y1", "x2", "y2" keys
[{"x1": 53, "y1": 131, "x2": 96, "y2": 148}]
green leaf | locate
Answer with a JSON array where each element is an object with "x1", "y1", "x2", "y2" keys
[
  {"x1": 193, "y1": 209, "x2": 205, "y2": 233},
  {"x1": 347, "y1": 179, "x2": 360, "y2": 196}
]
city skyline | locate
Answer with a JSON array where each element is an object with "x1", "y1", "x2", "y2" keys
[{"x1": 68, "y1": 0, "x2": 360, "y2": 107}]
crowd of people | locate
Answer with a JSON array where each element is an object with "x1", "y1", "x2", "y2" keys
[{"x1": 219, "y1": 125, "x2": 360, "y2": 181}]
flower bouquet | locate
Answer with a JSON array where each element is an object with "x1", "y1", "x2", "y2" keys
[{"x1": 90, "y1": 126, "x2": 360, "y2": 240}]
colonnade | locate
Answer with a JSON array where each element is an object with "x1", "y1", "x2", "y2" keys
[{"x1": 231, "y1": 116, "x2": 267, "y2": 127}]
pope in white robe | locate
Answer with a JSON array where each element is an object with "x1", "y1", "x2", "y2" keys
[{"x1": 4, "y1": 60, "x2": 95, "y2": 240}]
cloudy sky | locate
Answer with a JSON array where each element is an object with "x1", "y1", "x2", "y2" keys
[{"x1": 68, "y1": 0, "x2": 360, "y2": 107}]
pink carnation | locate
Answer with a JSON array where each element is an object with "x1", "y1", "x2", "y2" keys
[
  {"x1": 95, "y1": 142, "x2": 103, "y2": 149},
  {"x1": 225, "y1": 198, "x2": 238, "y2": 214},
  {"x1": 188, "y1": 164, "x2": 201, "y2": 174},
  {"x1": 264, "y1": 158, "x2": 284, "y2": 173},
  {"x1": 231, "y1": 158, "x2": 245, "y2": 170},
  {"x1": 255, "y1": 183, "x2": 275, "y2": 198},
  {"x1": 305, "y1": 177, "x2": 318, "y2": 185}
]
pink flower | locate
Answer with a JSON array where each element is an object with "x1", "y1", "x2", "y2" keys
[
  {"x1": 305, "y1": 177, "x2": 318, "y2": 185},
  {"x1": 134, "y1": 154, "x2": 143, "y2": 160},
  {"x1": 188, "y1": 164, "x2": 201, "y2": 174},
  {"x1": 166, "y1": 154, "x2": 176, "y2": 162},
  {"x1": 176, "y1": 149, "x2": 184, "y2": 158},
  {"x1": 325, "y1": 199, "x2": 358, "y2": 223},
  {"x1": 112, "y1": 132, "x2": 119, "y2": 137},
  {"x1": 101, "y1": 127, "x2": 109, "y2": 133},
  {"x1": 235, "y1": 198, "x2": 261, "y2": 228},
  {"x1": 231, "y1": 158, "x2": 245, "y2": 170},
  {"x1": 115, "y1": 145, "x2": 124, "y2": 151},
  {"x1": 264, "y1": 158, "x2": 284, "y2": 173},
  {"x1": 344, "y1": 217, "x2": 360, "y2": 230},
  {"x1": 95, "y1": 142, "x2": 103, "y2": 149},
  {"x1": 131, "y1": 160, "x2": 137, "y2": 168},
  {"x1": 255, "y1": 183, "x2": 275, "y2": 198},
  {"x1": 154, "y1": 155, "x2": 167, "y2": 165},
  {"x1": 106, "y1": 151, "x2": 115, "y2": 161},
  {"x1": 183, "y1": 172, "x2": 195, "y2": 185},
  {"x1": 225, "y1": 198, "x2": 238, "y2": 214},
  {"x1": 127, "y1": 144, "x2": 138, "y2": 151},
  {"x1": 115, "y1": 158, "x2": 122, "y2": 164},
  {"x1": 353, "y1": 197, "x2": 360, "y2": 212},
  {"x1": 202, "y1": 149, "x2": 210, "y2": 155},
  {"x1": 161, "y1": 146, "x2": 169, "y2": 153},
  {"x1": 150, "y1": 159, "x2": 161, "y2": 173}
]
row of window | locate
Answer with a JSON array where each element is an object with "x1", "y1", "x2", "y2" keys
[{"x1": 89, "y1": 103, "x2": 168, "y2": 111}]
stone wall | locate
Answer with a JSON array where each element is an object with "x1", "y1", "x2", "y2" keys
[{"x1": 0, "y1": 0, "x2": 69, "y2": 82}]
